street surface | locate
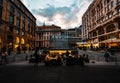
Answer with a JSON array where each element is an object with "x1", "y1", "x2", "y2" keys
[
  {"x1": 0, "y1": 50, "x2": 120, "y2": 83},
  {"x1": 0, "y1": 62, "x2": 120, "y2": 83}
]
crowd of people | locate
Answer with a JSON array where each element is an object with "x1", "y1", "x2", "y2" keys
[
  {"x1": 28, "y1": 49, "x2": 90, "y2": 67},
  {"x1": 1, "y1": 46, "x2": 118, "y2": 66}
]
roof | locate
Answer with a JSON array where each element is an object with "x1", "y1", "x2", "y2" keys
[{"x1": 36, "y1": 24, "x2": 61, "y2": 29}]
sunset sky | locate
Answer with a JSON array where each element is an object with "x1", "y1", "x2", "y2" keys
[{"x1": 21, "y1": 0, "x2": 93, "y2": 29}]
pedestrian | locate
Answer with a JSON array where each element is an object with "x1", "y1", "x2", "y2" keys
[
  {"x1": 25, "y1": 50, "x2": 28, "y2": 61},
  {"x1": 78, "y1": 55, "x2": 84, "y2": 66},
  {"x1": 84, "y1": 54, "x2": 89, "y2": 63},
  {"x1": 8, "y1": 48, "x2": 11, "y2": 56},
  {"x1": 104, "y1": 51, "x2": 110, "y2": 62},
  {"x1": 34, "y1": 49, "x2": 39, "y2": 67},
  {"x1": 66, "y1": 50, "x2": 70, "y2": 58},
  {"x1": 1, "y1": 51, "x2": 8, "y2": 64}
]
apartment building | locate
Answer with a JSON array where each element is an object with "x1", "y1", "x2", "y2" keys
[
  {"x1": 82, "y1": 0, "x2": 120, "y2": 49},
  {"x1": 35, "y1": 24, "x2": 61, "y2": 49},
  {"x1": 0, "y1": 0, "x2": 36, "y2": 51}
]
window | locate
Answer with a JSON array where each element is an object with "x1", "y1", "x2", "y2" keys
[
  {"x1": 0, "y1": 7, "x2": 2, "y2": 20},
  {"x1": 106, "y1": 16, "x2": 108, "y2": 20},
  {"x1": 10, "y1": 6, "x2": 14, "y2": 14},
  {"x1": 11, "y1": 0, "x2": 14, "y2": 2},
  {"x1": 118, "y1": 20, "x2": 120, "y2": 29},
  {"x1": 108, "y1": 13, "x2": 112, "y2": 18},
  {"x1": 107, "y1": 0, "x2": 110, "y2": 3},
  {"x1": 16, "y1": 30, "x2": 20, "y2": 35},
  {"x1": 28, "y1": 21, "x2": 30, "y2": 31},
  {"x1": 18, "y1": 4, "x2": 21, "y2": 8},
  {"x1": 10, "y1": 15, "x2": 14, "y2": 24},
  {"x1": 22, "y1": 31, "x2": 24, "y2": 35},
  {"x1": 17, "y1": 11, "x2": 21, "y2": 17},
  {"x1": 118, "y1": 7, "x2": 120, "y2": 13},
  {"x1": 0, "y1": 36, "x2": 1, "y2": 43},
  {"x1": 93, "y1": 31, "x2": 97, "y2": 37},
  {"x1": 0, "y1": 0, "x2": 3, "y2": 4},
  {"x1": 112, "y1": 11, "x2": 116, "y2": 15},
  {"x1": 117, "y1": 0, "x2": 120, "y2": 3},
  {"x1": 108, "y1": 4, "x2": 111, "y2": 11},
  {"x1": 9, "y1": 6, "x2": 14, "y2": 24},
  {"x1": 111, "y1": 1, "x2": 114, "y2": 8},
  {"x1": 22, "y1": 22, "x2": 25, "y2": 29},
  {"x1": 106, "y1": 24, "x2": 116, "y2": 33},
  {"x1": 98, "y1": 28, "x2": 104, "y2": 35},
  {"x1": 17, "y1": 19, "x2": 20, "y2": 27},
  {"x1": 9, "y1": 27, "x2": 13, "y2": 32}
]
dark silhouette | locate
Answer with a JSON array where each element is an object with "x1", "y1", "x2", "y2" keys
[
  {"x1": 8, "y1": 48, "x2": 12, "y2": 56},
  {"x1": 78, "y1": 55, "x2": 84, "y2": 66},
  {"x1": 1, "y1": 51, "x2": 8, "y2": 64},
  {"x1": 29, "y1": 55, "x2": 35, "y2": 63},
  {"x1": 34, "y1": 49, "x2": 39, "y2": 67},
  {"x1": 84, "y1": 54, "x2": 89, "y2": 63},
  {"x1": 66, "y1": 50, "x2": 70, "y2": 58},
  {"x1": 104, "y1": 51, "x2": 110, "y2": 62}
]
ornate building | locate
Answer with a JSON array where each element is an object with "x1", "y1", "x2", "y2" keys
[
  {"x1": 82, "y1": 0, "x2": 120, "y2": 49},
  {"x1": 0, "y1": 0, "x2": 36, "y2": 51},
  {"x1": 35, "y1": 25, "x2": 61, "y2": 49}
]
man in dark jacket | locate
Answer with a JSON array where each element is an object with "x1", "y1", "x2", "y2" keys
[
  {"x1": 34, "y1": 49, "x2": 39, "y2": 67},
  {"x1": 104, "y1": 51, "x2": 110, "y2": 62}
]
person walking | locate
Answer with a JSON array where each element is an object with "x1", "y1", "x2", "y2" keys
[
  {"x1": 1, "y1": 51, "x2": 8, "y2": 64},
  {"x1": 104, "y1": 51, "x2": 110, "y2": 62},
  {"x1": 34, "y1": 49, "x2": 39, "y2": 67}
]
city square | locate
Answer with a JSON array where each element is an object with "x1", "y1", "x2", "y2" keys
[{"x1": 0, "y1": 0, "x2": 120, "y2": 83}]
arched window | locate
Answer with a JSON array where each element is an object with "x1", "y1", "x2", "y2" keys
[
  {"x1": 98, "y1": 27, "x2": 104, "y2": 35},
  {"x1": 118, "y1": 20, "x2": 120, "y2": 29},
  {"x1": 93, "y1": 31, "x2": 97, "y2": 37},
  {"x1": 106, "y1": 24, "x2": 115, "y2": 33},
  {"x1": 16, "y1": 37, "x2": 20, "y2": 44}
]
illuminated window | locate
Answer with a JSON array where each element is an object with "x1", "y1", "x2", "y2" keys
[
  {"x1": 119, "y1": 33, "x2": 120, "y2": 38},
  {"x1": 21, "y1": 38, "x2": 25, "y2": 44},
  {"x1": 16, "y1": 37, "x2": 20, "y2": 44}
]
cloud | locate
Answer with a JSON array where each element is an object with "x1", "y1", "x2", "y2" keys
[
  {"x1": 21, "y1": 0, "x2": 29, "y2": 7},
  {"x1": 32, "y1": 5, "x2": 71, "y2": 22},
  {"x1": 22, "y1": 0, "x2": 93, "y2": 29}
]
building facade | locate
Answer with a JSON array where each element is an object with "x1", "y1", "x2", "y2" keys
[
  {"x1": 82, "y1": 0, "x2": 120, "y2": 49},
  {"x1": 50, "y1": 35, "x2": 69, "y2": 49},
  {"x1": 66, "y1": 26, "x2": 82, "y2": 48},
  {"x1": 35, "y1": 25, "x2": 61, "y2": 49},
  {"x1": 0, "y1": 0, "x2": 36, "y2": 51}
]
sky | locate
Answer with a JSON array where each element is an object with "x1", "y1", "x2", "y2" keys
[{"x1": 21, "y1": 0, "x2": 93, "y2": 29}]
